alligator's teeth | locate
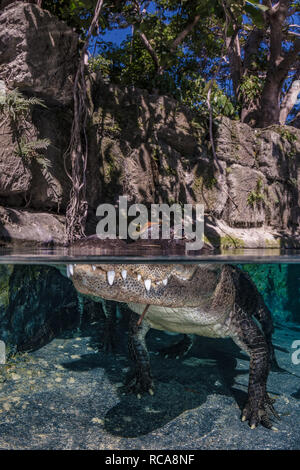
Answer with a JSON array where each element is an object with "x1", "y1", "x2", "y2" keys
[
  {"x1": 92, "y1": 265, "x2": 96, "y2": 271},
  {"x1": 144, "y1": 279, "x2": 151, "y2": 291},
  {"x1": 121, "y1": 269, "x2": 127, "y2": 280},
  {"x1": 67, "y1": 264, "x2": 74, "y2": 278},
  {"x1": 137, "y1": 274, "x2": 142, "y2": 281},
  {"x1": 107, "y1": 271, "x2": 115, "y2": 286},
  {"x1": 162, "y1": 278, "x2": 168, "y2": 286}
]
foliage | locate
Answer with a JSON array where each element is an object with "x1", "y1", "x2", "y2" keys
[
  {"x1": 239, "y1": 75, "x2": 264, "y2": 106},
  {"x1": 0, "y1": 89, "x2": 45, "y2": 120},
  {"x1": 43, "y1": 0, "x2": 99, "y2": 35},
  {"x1": 247, "y1": 178, "x2": 265, "y2": 207},
  {"x1": 90, "y1": 44, "x2": 238, "y2": 120},
  {"x1": 42, "y1": 0, "x2": 123, "y2": 37},
  {"x1": 179, "y1": 76, "x2": 237, "y2": 118},
  {"x1": 14, "y1": 138, "x2": 51, "y2": 168},
  {"x1": 88, "y1": 54, "x2": 113, "y2": 78},
  {"x1": 44, "y1": 1, "x2": 300, "y2": 126},
  {"x1": 0, "y1": 89, "x2": 50, "y2": 167},
  {"x1": 275, "y1": 127, "x2": 298, "y2": 158},
  {"x1": 277, "y1": 127, "x2": 297, "y2": 145}
]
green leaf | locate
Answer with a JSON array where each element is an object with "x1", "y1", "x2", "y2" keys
[
  {"x1": 226, "y1": 22, "x2": 235, "y2": 37},
  {"x1": 245, "y1": 4, "x2": 265, "y2": 28},
  {"x1": 203, "y1": 80, "x2": 213, "y2": 94},
  {"x1": 246, "y1": 1, "x2": 269, "y2": 12}
]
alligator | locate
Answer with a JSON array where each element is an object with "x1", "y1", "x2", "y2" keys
[{"x1": 68, "y1": 262, "x2": 280, "y2": 430}]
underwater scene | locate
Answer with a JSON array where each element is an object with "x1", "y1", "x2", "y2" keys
[{"x1": 0, "y1": 259, "x2": 299, "y2": 450}]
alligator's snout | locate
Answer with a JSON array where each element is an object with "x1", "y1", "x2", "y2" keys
[
  {"x1": 67, "y1": 264, "x2": 173, "y2": 290},
  {"x1": 67, "y1": 263, "x2": 220, "y2": 308}
]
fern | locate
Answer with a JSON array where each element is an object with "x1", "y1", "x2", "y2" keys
[
  {"x1": 0, "y1": 88, "x2": 51, "y2": 171},
  {"x1": 14, "y1": 137, "x2": 51, "y2": 160},
  {"x1": 35, "y1": 156, "x2": 52, "y2": 169},
  {"x1": 247, "y1": 178, "x2": 265, "y2": 207},
  {"x1": 0, "y1": 88, "x2": 46, "y2": 121}
]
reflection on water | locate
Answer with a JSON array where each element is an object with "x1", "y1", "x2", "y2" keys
[{"x1": 1, "y1": 245, "x2": 300, "y2": 264}]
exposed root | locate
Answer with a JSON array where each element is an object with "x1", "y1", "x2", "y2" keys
[{"x1": 65, "y1": 0, "x2": 104, "y2": 243}]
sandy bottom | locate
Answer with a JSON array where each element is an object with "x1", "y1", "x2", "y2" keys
[{"x1": 0, "y1": 317, "x2": 299, "y2": 450}]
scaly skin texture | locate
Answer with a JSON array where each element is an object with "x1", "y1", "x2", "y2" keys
[{"x1": 69, "y1": 262, "x2": 279, "y2": 430}]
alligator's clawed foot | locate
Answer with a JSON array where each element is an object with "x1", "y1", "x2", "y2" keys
[
  {"x1": 123, "y1": 370, "x2": 154, "y2": 397},
  {"x1": 241, "y1": 394, "x2": 280, "y2": 430},
  {"x1": 159, "y1": 335, "x2": 193, "y2": 359}
]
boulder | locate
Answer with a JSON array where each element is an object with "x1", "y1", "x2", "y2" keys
[
  {"x1": 0, "y1": 206, "x2": 66, "y2": 245},
  {"x1": 0, "y1": 105, "x2": 72, "y2": 211},
  {"x1": 0, "y1": 0, "x2": 74, "y2": 212},
  {"x1": 87, "y1": 79, "x2": 300, "y2": 247},
  {"x1": 225, "y1": 165, "x2": 266, "y2": 227},
  {"x1": 0, "y1": 1, "x2": 78, "y2": 104}
]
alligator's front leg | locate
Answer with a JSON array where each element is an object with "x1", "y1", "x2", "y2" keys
[
  {"x1": 125, "y1": 311, "x2": 154, "y2": 397},
  {"x1": 231, "y1": 305, "x2": 279, "y2": 430},
  {"x1": 100, "y1": 300, "x2": 117, "y2": 352}
]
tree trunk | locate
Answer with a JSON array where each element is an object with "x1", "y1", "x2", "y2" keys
[
  {"x1": 240, "y1": 28, "x2": 264, "y2": 125},
  {"x1": 256, "y1": 1, "x2": 293, "y2": 127},
  {"x1": 257, "y1": 74, "x2": 282, "y2": 127},
  {"x1": 279, "y1": 78, "x2": 300, "y2": 124},
  {"x1": 241, "y1": 100, "x2": 260, "y2": 127},
  {"x1": 226, "y1": 35, "x2": 242, "y2": 101}
]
